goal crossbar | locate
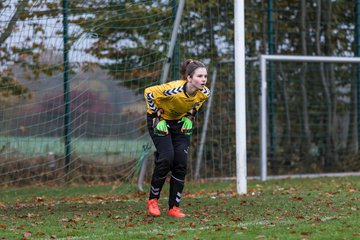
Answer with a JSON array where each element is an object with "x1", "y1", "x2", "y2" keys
[{"x1": 260, "y1": 54, "x2": 360, "y2": 181}]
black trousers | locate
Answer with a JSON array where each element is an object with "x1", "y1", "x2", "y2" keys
[{"x1": 147, "y1": 114, "x2": 190, "y2": 208}]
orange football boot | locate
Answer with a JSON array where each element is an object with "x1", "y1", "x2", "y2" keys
[
  {"x1": 147, "y1": 199, "x2": 161, "y2": 217},
  {"x1": 167, "y1": 206, "x2": 186, "y2": 218}
]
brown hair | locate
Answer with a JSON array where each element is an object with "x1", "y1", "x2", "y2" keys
[{"x1": 180, "y1": 59, "x2": 206, "y2": 79}]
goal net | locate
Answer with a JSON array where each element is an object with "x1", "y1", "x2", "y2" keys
[
  {"x1": 0, "y1": 1, "x2": 175, "y2": 185},
  {"x1": 259, "y1": 55, "x2": 360, "y2": 180},
  {"x1": 0, "y1": 0, "x2": 244, "y2": 186}
]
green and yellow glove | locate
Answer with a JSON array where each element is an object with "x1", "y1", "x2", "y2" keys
[
  {"x1": 153, "y1": 117, "x2": 168, "y2": 136},
  {"x1": 180, "y1": 117, "x2": 193, "y2": 136}
]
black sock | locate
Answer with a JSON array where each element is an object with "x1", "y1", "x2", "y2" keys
[
  {"x1": 149, "y1": 175, "x2": 166, "y2": 199},
  {"x1": 168, "y1": 174, "x2": 184, "y2": 208}
]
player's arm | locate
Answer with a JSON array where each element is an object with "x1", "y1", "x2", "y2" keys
[
  {"x1": 144, "y1": 85, "x2": 163, "y2": 115},
  {"x1": 144, "y1": 85, "x2": 169, "y2": 136}
]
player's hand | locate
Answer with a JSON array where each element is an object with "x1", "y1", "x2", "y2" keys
[
  {"x1": 153, "y1": 117, "x2": 168, "y2": 136},
  {"x1": 180, "y1": 117, "x2": 193, "y2": 136}
]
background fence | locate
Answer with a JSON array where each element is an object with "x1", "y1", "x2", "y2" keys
[{"x1": 0, "y1": 0, "x2": 359, "y2": 186}]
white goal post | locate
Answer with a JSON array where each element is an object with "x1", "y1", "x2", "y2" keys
[
  {"x1": 234, "y1": 0, "x2": 247, "y2": 195},
  {"x1": 260, "y1": 54, "x2": 360, "y2": 181}
]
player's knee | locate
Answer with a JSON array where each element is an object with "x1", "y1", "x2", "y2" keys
[
  {"x1": 173, "y1": 162, "x2": 187, "y2": 178},
  {"x1": 155, "y1": 150, "x2": 174, "y2": 170}
]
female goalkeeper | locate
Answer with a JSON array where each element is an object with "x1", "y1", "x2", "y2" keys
[{"x1": 144, "y1": 59, "x2": 210, "y2": 218}]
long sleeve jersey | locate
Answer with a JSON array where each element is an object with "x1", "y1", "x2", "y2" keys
[{"x1": 144, "y1": 80, "x2": 210, "y2": 120}]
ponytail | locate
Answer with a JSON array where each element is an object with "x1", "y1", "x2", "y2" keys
[{"x1": 180, "y1": 59, "x2": 206, "y2": 79}]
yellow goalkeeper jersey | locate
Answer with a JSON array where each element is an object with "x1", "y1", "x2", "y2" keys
[{"x1": 144, "y1": 80, "x2": 210, "y2": 120}]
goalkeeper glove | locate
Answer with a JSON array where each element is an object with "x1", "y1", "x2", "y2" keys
[
  {"x1": 180, "y1": 116, "x2": 193, "y2": 136},
  {"x1": 153, "y1": 117, "x2": 168, "y2": 136}
]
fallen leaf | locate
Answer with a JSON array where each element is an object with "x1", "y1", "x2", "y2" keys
[
  {"x1": 200, "y1": 218, "x2": 209, "y2": 223},
  {"x1": 231, "y1": 217, "x2": 243, "y2": 222},
  {"x1": 69, "y1": 218, "x2": 80, "y2": 224},
  {"x1": 124, "y1": 223, "x2": 136, "y2": 228},
  {"x1": 36, "y1": 197, "x2": 44, "y2": 202},
  {"x1": 35, "y1": 232, "x2": 45, "y2": 236},
  {"x1": 255, "y1": 235, "x2": 266, "y2": 239},
  {"x1": 27, "y1": 213, "x2": 40, "y2": 218}
]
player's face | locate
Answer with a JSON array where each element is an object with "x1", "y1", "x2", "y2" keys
[{"x1": 188, "y1": 67, "x2": 207, "y2": 90}]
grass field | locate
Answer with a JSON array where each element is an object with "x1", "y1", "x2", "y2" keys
[{"x1": 0, "y1": 177, "x2": 359, "y2": 240}]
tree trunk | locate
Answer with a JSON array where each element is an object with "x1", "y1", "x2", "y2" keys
[
  {"x1": 0, "y1": 1, "x2": 29, "y2": 45},
  {"x1": 347, "y1": 2, "x2": 359, "y2": 155},
  {"x1": 279, "y1": 64, "x2": 292, "y2": 163},
  {"x1": 324, "y1": 1, "x2": 340, "y2": 167},
  {"x1": 300, "y1": 0, "x2": 312, "y2": 153},
  {"x1": 315, "y1": 0, "x2": 332, "y2": 167},
  {"x1": 347, "y1": 71, "x2": 358, "y2": 154}
]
